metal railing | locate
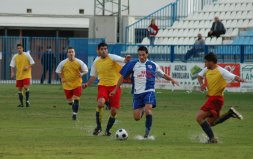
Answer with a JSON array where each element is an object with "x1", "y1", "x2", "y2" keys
[
  {"x1": 0, "y1": 36, "x2": 104, "y2": 83},
  {"x1": 120, "y1": 44, "x2": 253, "y2": 63},
  {"x1": 125, "y1": 0, "x2": 216, "y2": 44}
]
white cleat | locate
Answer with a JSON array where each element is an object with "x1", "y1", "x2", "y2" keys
[{"x1": 230, "y1": 107, "x2": 244, "y2": 120}]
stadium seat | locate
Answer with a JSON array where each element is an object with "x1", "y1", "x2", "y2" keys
[{"x1": 141, "y1": 37, "x2": 150, "y2": 45}]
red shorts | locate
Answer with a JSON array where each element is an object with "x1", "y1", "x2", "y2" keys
[
  {"x1": 97, "y1": 85, "x2": 121, "y2": 109},
  {"x1": 64, "y1": 86, "x2": 82, "y2": 100},
  {"x1": 16, "y1": 78, "x2": 30, "y2": 88},
  {"x1": 200, "y1": 96, "x2": 224, "y2": 117}
]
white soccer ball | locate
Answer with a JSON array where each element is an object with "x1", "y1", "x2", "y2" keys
[{"x1": 115, "y1": 129, "x2": 128, "y2": 140}]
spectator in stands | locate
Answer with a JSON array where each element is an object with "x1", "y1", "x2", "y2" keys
[
  {"x1": 147, "y1": 19, "x2": 159, "y2": 45},
  {"x1": 183, "y1": 33, "x2": 205, "y2": 62},
  {"x1": 40, "y1": 46, "x2": 56, "y2": 84},
  {"x1": 208, "y1": 16, "x2": 226, "y2": 38}
]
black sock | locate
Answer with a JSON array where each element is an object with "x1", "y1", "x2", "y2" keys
[
  {"x1": 106, "y1": 116, "x2": 116, "y2": 132},
  {"x1": 72, "y1": 100, "x2": 79, "y2": 114},
  {"x1": 145, "y1": 115, "x2": 153, "y2": 134},
  {"x1": 213, "y1": 110, "x2": 233, "y2": 126},
  {"x1": 25, "y1": 89, "x2": 30, "y2": 102},
  {"x1": 96, "y1": 111, "x2": 101, "y2": 128},
  {"x1": 200, "y1": 120, "x2": 214, "y2": 139},
  {"x1": 68, "y1": 102, "x2": 73, "y2": 106},
  {"x1": 18, "y1": 92, "x2": 23, "y2": 105}
]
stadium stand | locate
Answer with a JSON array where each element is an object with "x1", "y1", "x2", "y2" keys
[
  {"x1": 123, "y1": 0, "x2": 253, "y2": 63},
  {"x1": 153, "y1": 0, "x2": 253, "y2": 45}
]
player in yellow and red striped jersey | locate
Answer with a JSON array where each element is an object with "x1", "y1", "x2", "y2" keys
[
  {"x1": 196, "y1": 53, "x2": 245, "y2": 143},
  {"x1": 56, "y1": 47, "x2": 88, "y2": 120},
  {"x1": 83, "y1": 42, "x2": 131, "y2": 136},
  {"x1": 10, "y1": 44, "x2": 35, "y2": 107}
]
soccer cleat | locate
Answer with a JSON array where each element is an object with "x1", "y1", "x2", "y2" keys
[
  {"x1": 144, "y1": 130, "x2": 150, "y2": 139},
  {"x1": 230, "y1": 107, "x2": 244, "y2": 120},
  {"x1": 17, "y1": 104, "x2": 24, "y2": 107},
  {"x1": 105, "y1": 131, "x2": 112, "y2": 136},
  {"x1": 93, "y1": 127, "x2": 102, "y2": 136},
  {"x1": 72, "y1": 114, "x2": 77, "y2": 120},
  {"x1": 26, "y1": 101, "x2": 30, "y2": 107},
  {"x1": 207, "y1": 138, "x2": 218, "y2": 144}
]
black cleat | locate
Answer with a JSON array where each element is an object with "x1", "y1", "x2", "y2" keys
[
  {"x1": 72, "y1": 114, "x2": 77, "y2": 120},
  {"x1": 144, "y1": 130, "x2": 150, "y2": 139},
  {"x1": 207, "y1": 138, "x2": 218, "y2": 144},
  {"x1": 17, "y1": 104, "x2": 24, "y2": 107},
  {"x1": 105, "y1": 131, "x2": 112, "y2": 136},
  {"x1": 230, "y1": 107, "x2": 243, "y2": 120},
  {"x1": 93, "y1": 127, "x2": 102, "y2": 136},
  {"x1": 26, "y1": 101, "x2": 30, "y2": 107}
]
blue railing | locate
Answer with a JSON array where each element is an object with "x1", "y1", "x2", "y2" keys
[
  {"x1": 125, "y1": 0, "x2": 216, "y2": 44},
  {"x1": 119, "y1": 44, "x2": 253, "y2": 63},
  {"x1": 0, "y1": 36, "x2": 104, "y2": 82}
]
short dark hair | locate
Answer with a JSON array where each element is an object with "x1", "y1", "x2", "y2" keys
[
  {"x1": 67, "y1": 47, "x2": 74, "y2": 51},
  {"x1": 138, "y1": 46, "x2": 148, "y2": 54},
  {"x1": 204, "y1": 52, "x2": 217, "y2": 64},
  {"x1": 17, "y1": 44, "x2": 23, "y2": 47},
  {"x1": 97, "y1": 42, "x2": 108, "y2": 49}
]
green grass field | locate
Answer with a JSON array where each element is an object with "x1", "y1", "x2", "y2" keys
[{"x1": 0, "y1": 84, "x2": 252, "y2": 159}]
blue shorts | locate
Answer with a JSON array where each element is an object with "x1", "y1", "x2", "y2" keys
[{"x1": 133, "y1": 91, "x2": 156, "y2": 110}]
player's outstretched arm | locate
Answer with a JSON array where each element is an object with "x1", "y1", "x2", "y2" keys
[
  {"x1": 163, "y1": 74, "x2": 179, "y2": 86},
  {"x1": 234, "y1": 76, "x2": 245, "y2": 83},
  {"x1": 83, "y1": 76, "x2": 96, "y2": 89},
  {"x1": 109, "y1": 76, "x2": 124, "y2": 96}
]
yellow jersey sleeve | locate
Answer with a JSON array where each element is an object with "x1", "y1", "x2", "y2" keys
[
  {"x1": 56, "y1": 58, "x2": 88, "y2": 90},
  {"x1": 92, "y1": 54, "x2": 124, "y2": 86},
  {"x1": 10, "y1": 53, "x2": 35, "y2": 80}
]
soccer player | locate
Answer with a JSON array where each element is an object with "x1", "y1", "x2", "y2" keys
[
  {"x1": 110, "y1": 46, "x2": 179, "y2": 138},
  {"x1": 83, "y1": 42, "x2": 131, "y2": 136},
  {"x1": 56, "y1": 47, "x2": 88, "y2": 120},
  {"x1": 196, "y1": 53, "x2": 244, "y2": 143},
  {"x1": 10, "y1": 44, "x2": 35, "y2": 107}
]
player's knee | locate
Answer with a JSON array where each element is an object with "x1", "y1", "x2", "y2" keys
[
  {"x1": 134, "y1": 114, "x2": 141, "y2": 121},
  {"x1": 97, "y1": 99, "x2": 105, "y2": 108},
  {"x1": 145, "y1": 109, "x2": 152, "y2": 115},
  {"x1": 111, "y1": 109, "x2": 117, "y2": 117},
  {"x1": 134, "y1": 116, "x2": 141, "y2": 121},
  {"x1": 196, "y1": 115, "x2": 204, "y2": 124}
]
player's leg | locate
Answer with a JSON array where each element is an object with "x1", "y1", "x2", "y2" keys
[
  {"x1": 144, "y1": 104, "x2": 153, "y2": 138},
  {"x1": 212, "y1": 107, "x2": 243, "y2": 126},
  {"x1": 23, "y1": 79, "x2": 31, "y2": 107},
  {"x1": 16, "y1": 80, "x2": 24, "y2": 107},
  {"x1": 93, "y1": 97, "x2": 105, "y2": 135},
  {"x1": 143, "y1": 92, "x2": 156, "y2": 138},
  {"x1": 64, "y1": 89, "x2": 74, "y2": 120},
  {"x1": 196, "y1": 110, "x2": 217, "y2": 143},
  {"x1": 71, "y1": 86, "x2": 82, "y2": 120},
  {"x1": 105, "y1": 87, "x2": 121, "y2": 136}
]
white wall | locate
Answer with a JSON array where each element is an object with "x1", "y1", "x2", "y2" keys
[
  {"x1": 0, "y1": 0, "x2": 92, "y2": 15},
  {"x1": 0, "y1": 0, "x2": 174, "y2": 16}
]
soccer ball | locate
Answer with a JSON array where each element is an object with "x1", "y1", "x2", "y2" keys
[{"x1": 115, "y1": 129, "x2": 128, "y2": 140}]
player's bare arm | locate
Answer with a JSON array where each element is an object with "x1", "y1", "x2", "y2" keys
[
  {"x1": 124, "y1": 55, "x2": 131, "y2": 63},
  {"x1": 109, "y1": 76, "x2": 124, "y2": 96},
  {"x1": 163, "y1": 74, "x2": 179, "y2": 86},
  {"x1": 198, "y1": 75, "x2": 206, "y2": 91},
  {"x1": 234, "y1": 76, "x2": 245, "y2": 83},
  {"x1": 11, "y1": 67, "x2": 15, "y2": 79},
  {"x1": 83, "y1": 76, "x2": 96, "y2": 89}
]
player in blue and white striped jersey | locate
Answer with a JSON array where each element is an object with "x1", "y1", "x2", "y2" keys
[{"x1": 110, "y1": 46, "x2": 179, "y2": 138}]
